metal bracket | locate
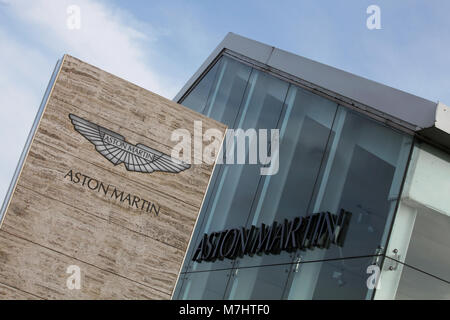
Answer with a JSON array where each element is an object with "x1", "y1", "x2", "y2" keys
[
  {"x1": 387, "y1": 248, "x2": 401, "y2": 271},
  {"x1": 292, "y1": 256, "x2": 302, "y2": 273},
  {"x1": 233, "y1": 260, "x2": 240, "y2": 276},
  {"x1": 371, "y1": 246, "x2": 384, "y2": 266}
]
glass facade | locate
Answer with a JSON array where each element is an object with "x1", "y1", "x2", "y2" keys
[{"x1": 173, "y1": 55, "x2": 424, "y2": 299}]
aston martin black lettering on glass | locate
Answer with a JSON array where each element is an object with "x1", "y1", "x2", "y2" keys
[
  {"x1": 69, "y1": 114, "x2": 190, "y2": 173},
  {"x1": 192, "y1": 209, "x2": 352, "y2": 262}
]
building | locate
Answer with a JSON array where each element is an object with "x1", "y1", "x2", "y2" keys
[
  {"x1": 0, "y1": 33, "x2": 449, "y2": 300},
  {"x1": 0, "y1": 55, "x2": 226, "y2": 299},
  {"x1": 172, "y1": 33, "x2": 450, "y2": 299}
]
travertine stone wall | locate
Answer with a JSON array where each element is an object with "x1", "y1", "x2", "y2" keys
[{"x1": 0, "y1": 55, "x2": 226, "y2": 299}]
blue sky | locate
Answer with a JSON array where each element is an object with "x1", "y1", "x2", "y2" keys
[{"x1": 0, "y1": 0, "x2": 449, "y2": 202}]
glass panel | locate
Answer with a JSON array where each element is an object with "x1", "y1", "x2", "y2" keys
[
  {"x1": 304, "y1": 107, "x2": 412, "y2": 261},
  {"x1": 203, "y1": 56, "x2": 252, "y2": 127},
  {"x1": 180, "y1": 57, "x2": 222, "y2": 113},
  {"x1": 178, "y1": 56, "x2": 252, "y2": 273},
  {"x1": 249, "y1": 86, "x2": 338, "y2": 225},
  {"x1": 222, "y1": 256, "x2": 374, "y2": 300},
  {"x1": 172, "y1": 273, "x2": 184, "y2": 299},
  {"x1": 175, "y1": 270, "x2": 230, "y2": 300},
  {"x1": 225, "y1": 264, "x2": 291, "y2": 300},
  {"x1": 237, "y1": 84, "x2": 338, "y2": 268},
  {"x1": 286, "y1": 256, "x2": 375, "y2": 299},
  {"x1": 176, "y1": 55, "x2": 415, "y2": 300},
  {"x1": 186, "y1": 70, "x2": 289, "y2": 272}
]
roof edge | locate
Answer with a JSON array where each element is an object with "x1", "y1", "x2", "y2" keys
[{"x1": 174, "y1": 32, "x2": 441, "y2": 136}]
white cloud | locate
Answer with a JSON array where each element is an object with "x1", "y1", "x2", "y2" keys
[
  {"x1": 0, "y1": 0, "x2": 213, "y2": 204},
  {"x1": 0, "y1": 27, "x2": 54, "y2": 203},
  {"x1": 8, "y1": 0, "x2": 179, "y2": 98}
]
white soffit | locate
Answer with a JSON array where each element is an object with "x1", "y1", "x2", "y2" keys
[{"x1": 436, "y1": 102, "x2": 450, "y2": 134}]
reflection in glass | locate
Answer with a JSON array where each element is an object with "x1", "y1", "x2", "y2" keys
[
  {"x1": 225, "y1": 264, "x2": 290, "y2": 300},
  {"x1": 307, "y1": 107, "x2": 412, "y2": 260},
  {"x1": 250, "y1": 86, "x2": 338, "y2": 225},
  {"x1": 176, "y1": 270, "x2": 230, "y2": 300},
  {"x1": 287, "y1": 256, "x2": 374, "y2": 299},
  {"x1": 176, "y1": 55, "x2": 415, "y2": 300},
  {"x1": 179, "y1": 56, "x2": 253, "y2": 274},
  {"x1": 237, "y1": 85, "x2": 339, "y2": 268},
  {"x1": 203, "y1": 56, "x2": 252, "y2": 127},
  {"x1": 178, "y1": 256, "x2": 376, "y2": 300},
  {"x1": 181, "y1": 58, "x2": 221, "y2": 113},
  {"x1": 187, "y1": 69, "x2": 289, "y2": 273}
]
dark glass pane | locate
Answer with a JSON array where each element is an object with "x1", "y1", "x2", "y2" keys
[
  {"x1": 178, "y1": 56, "x2": 252, "y2": 273},
  {"x1": 224, "y1": 256, "x2": 374, "y2": 299},
  {"x1": 176, "y1": 56, "x2": 414, "y2": 301},
  {"x1": 180, "y1": 57, "x2": 222, "y2": 113},
  {"x1": 187, "y1": 69, "x2": 289, "y2": 272},
  {"x1": 286, "y1": 256, "x2": 374, "y2": 299},
  {"x1": 238, "y1": 85, "x2": 338, "y2": 268},
  {"x1": 305, "y1": 107, "x2": 412, "y2": 261},
  {"x1": 203, "y1": 56, "x2": 252, "y2": 127},
  {"x1": 225, "y1": 264, "x2": 291, "y2": 300},
  {"x1": 176, "y1": 270, "x2": 230, "y2": 300},
  {"x1": 172, "y1": 273, "x2": 185, "y2": 299}
]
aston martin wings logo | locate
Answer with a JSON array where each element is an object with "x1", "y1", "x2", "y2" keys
[{"x1": 69, "y1": 114, "x2": 190, "y2": 174}]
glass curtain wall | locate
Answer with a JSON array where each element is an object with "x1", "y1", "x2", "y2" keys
[{"x1": 174, "y1": 55, "x2": 413, "y2": 300}]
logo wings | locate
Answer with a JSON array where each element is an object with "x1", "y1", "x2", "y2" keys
[{"x1": 69, "y1": 114, "x2": 190, "y2": 174}]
